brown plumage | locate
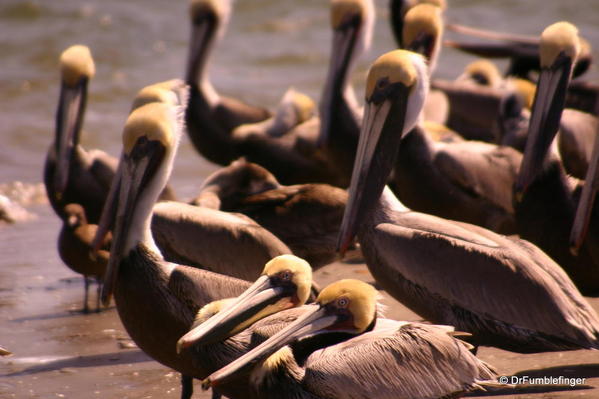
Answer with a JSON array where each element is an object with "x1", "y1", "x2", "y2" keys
[
  {"x1": 337, "y1": 49, "x2": 599, "y2": 353},
  {"x1": 58, "y1": 203, "x2": 110, "y2": 312},
  {"x1": 192, "y1": 159, "x2": 349, "y2": 268}
]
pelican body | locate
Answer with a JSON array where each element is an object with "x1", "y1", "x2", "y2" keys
[
  {"x1": 192, "y1": 159, "x2": 349, "y2": 268},
  {"x1": 337, "y1": 49, "x2": 599, "y2": 352},
  {"x1": 198, "y1": 280, "x2": 497, "y2": 399},
  {"x1": 514, "y1": 22, "x2": 599, "y2": 294}
]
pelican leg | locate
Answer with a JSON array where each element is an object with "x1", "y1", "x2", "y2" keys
[
  {"x1": 82, "y1": 276, "x2": 90, "y2": 314},
  {"x1": 180, "y1": 374, "x2": 193, "y2": 399},
  {"x1": 95, "y1": 277, "x2": 102, "y2": 313}
]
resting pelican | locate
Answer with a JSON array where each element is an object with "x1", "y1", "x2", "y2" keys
[
  {"x1": 44, "y1": 45, "x2": 117, "y2": 224},
  {"x1": 58, "y1": 203, "x2": 110, "y2": 313},
  {"x1": 199, "y1": 279, "x2": 498, "y2": 399},
  {"x1": 191, "y1": 158, "x2": 350, "y2": 268},
  {"x1": 514, "y1": 22, "x2": 599, "y2": 294},
  {"x1": 338, "y1": 49, "x2": 599, "y2": 352},
  {"x1": 94, "y1": 102, "x2": 263, "y2": 399}
]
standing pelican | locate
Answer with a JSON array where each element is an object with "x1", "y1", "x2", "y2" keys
[
  {"x1": 338, "y1": 49, "x2": 599, "y2": 352},
  {"x1": 58, "y1": 203, "x2": 110, "y2": 313},
  {"x1": 199, "y1": 279, "x2": 497, "y2": 399},
  {"x1": 317, "y1": 0, "x2": 374, "y2": 182},
  {"x1": 94, "y1": 102, "x2": 270, "y2": 399},
  {"x1": 514, "y1": 22, "x2": 599, "y2": 294},
  {"x1": 191, "y1": 159, "x2": 350, "y2": 268},
  {"x1": 44, "y1": 45, "x2": 116, "y2": 224}
]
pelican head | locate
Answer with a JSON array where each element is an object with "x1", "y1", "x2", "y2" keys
[
  {"x1": 194, "y1": 159, "x2": 280, "y2": 208},
  {"x1": 337, "y1": 50, "x2": 428, "y2": 253},
  {"x1": 460, "y1": 59, "x2": 502, "y2": 87},
  {"x1": 186, "y1": 0, "x2": 231, "y2": 86},
  {"x1": 318, "y1": 0, "x2": 374, "y2": 146},
  {"x1": 130, "y1": 79, "x2": 189, "y2": 112},
  {"x1": 53, "y1": 45, "x2": 95, "y2": 198},
  {"x1": 390, "y1": 0, "x2": 445, "y2": 48},
  {"x1": 177, "y1": 254, "x2": 312, "y2": 351},
  {"x1": 402, "y1": 3, "x2": 443, "y2": 73},
  {"x1": 97, "y1": 103, "x2": 182, "y2": 306},
  {"x1": 202, "y1": 279, "x2": 378, "y2": 388},
  {"x1": 515, "y1": 22, "x2": 580, "y2": 198}
]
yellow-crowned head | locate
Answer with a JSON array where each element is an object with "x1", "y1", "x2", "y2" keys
[{"x1": 60, "y1": 45, "x2": 95, "y2": 87}]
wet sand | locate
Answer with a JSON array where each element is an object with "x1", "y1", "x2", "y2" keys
[{"x1": 1, "y1": 202, "x2": 598, "y2": 399}]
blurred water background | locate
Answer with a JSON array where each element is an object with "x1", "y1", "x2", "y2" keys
[{"x1": 1, "y1": 0, "x2": 598, "y2": 197}]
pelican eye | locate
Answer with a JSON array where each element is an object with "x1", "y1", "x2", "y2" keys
[
  {"x1": 336, "y1": 297, "x2": 350, "y2": 308},
  {"x1": 376, "y1": 77, "x2": 389, "y2": 90},
  {"x1": 276, "y1": 270, "x2": 293, "y2": 282}
]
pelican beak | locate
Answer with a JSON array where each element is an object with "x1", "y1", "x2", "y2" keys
[
  {"x1": 201, "y1": 304, "x2": 338, "y2": 389},
  {"x1": 97, "y1": 139, "x2": 167, "y2": 306},
  {"x1": 185, "y1": 12, "x2": 217, "y2": 86},
  {"x1": 570, "y1": 133, "x2": 599, "y2": 255},
  {"x1": 514, "y1": 53, "x2": 573, "y2": 198},
  {"x1": 336, "y1": 86, "x2": 410, "y2": 254},
  {"x1": 177, "y1": 274, "x2": 294, "y2": 352},
  {"x1": 318, "y1": 18, "x2": 361, "y2": 148},
  {"x1": 54, "y1": 80, "x2": 87, "y2": 197}
]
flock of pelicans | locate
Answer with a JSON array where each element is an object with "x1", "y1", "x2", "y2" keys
[{"x1": 26, "y1": 0, "x2": 599, "y2": 397}]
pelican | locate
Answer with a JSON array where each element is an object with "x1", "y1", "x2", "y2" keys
[
  {"x1": 380, "y1": 56, "x2": 521, "y2": 234},
  {"x1": 57, "y1": 203, "x2": 110, "y2": 312},
  {"x1": 44, "y1": 45, "x2": 117, "y2": 224},
  {"x1": 316, "y1": 0, "x2": 374, "y2": 182},
  {"x1": 200, "y1": 279, "x2": 498, "y2": 399},
  {"x1": 389, "y1": 0, "x2": 446, "y2": 48},
  {"x1": 514, "y1": 22, "x2": 599, "y2": 294},
  {"x1": 45, "y1": 46, "x2": 178, "y2": 226},
  {"x1": 337, "y1": 49, "x2": 599, "y2": 352},
  {"x1": 400, "y1": 3, "x2": 450, "y2": 125},
  {"x1": 93, "y1": 102, "x2": 263, "y2": 399},
  {"x1": 191, "y1": 158, "x2": 350, "y2": 268}
]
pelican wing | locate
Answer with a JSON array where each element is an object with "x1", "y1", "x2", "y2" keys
[
  {"x1": 433, "y1": 141, "x2": 521, "y2": 213},
  {"x1": 151, "y1": 202, "x2": 291, "y2": 281},
  {"x1": 366, "y1": 211, "x2": 599, "y2": 347},
  {"x1": 558, "y1": 109, "x2": 598, "y2": 179},
  {"x1": 303, "y1": 321, "x2": 496, "y2": 399}
]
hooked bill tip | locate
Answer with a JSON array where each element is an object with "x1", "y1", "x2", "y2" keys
[
  {"x1": 201, "y1": 378, "x2": 212, "y2": 390},
  {"x1": 569, "y1": 243, "x2": 581, "y2": 257}
]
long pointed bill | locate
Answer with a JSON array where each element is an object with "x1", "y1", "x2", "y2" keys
[
  {"x1": 100, "y1": 140, "x2": 166, "y2": 306},
  {"x1": 185, "y1": 19, "x2": 215, "y2": 86},
  {"x1": 201, "y1": 304, "x2": 338, "y2": 390},
  {"x1": 54, "y1": 81, "x2": 87, "y2": 197},
  {"x1": 336, "y1": 88, "x2": 409, "y2": 254},
  {"x1": 318, "y1": 24, "x2": 360, "y2": 148},
  {"x1": 514, "y1": 57, "x2": 572, "y2": 198},
  {"x1": 446, "y1": 23, "x2": 539, "y2": 44},
  {"x1": 177, "y1": 275, "x2": 292, "y2": 351},
  {"x1": 570, "y1": 132, "x2": 599, "y2": 254}
]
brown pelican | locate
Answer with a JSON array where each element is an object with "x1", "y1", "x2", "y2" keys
[
  {"x1": 58, "y1": 203, "x2": 111, "y2": 313},
  {"x1": 400, "y1": 3, "x2": 450, "y2": 125},
  {"x1": 0, "y1": 346, "x2": 11, "y2": 356},
  {"x1": 199, "y1": 279, "x2": 498, "y2": 399},
  {"x1": 45, "y1": 46, "x2": 178, "y2": 225},
  {"x1": 94, "y1": 101, "x2": 262, "y2": 399},
  {"x1": 316, "y1": 0, "x2": 374, "y2": 182},
  {"x1": 337, "y1": 49, "x2": 599, "y2": 352},
  {"x1": 44, "y1": 45, "x2": 117, "y2": 224},
  {"x1": 191, "y1": 158, "x2": 350, "y2": 268},
  {"x1": 389, "y1": 0, "x2": 446, "y2": 48},
  {"x1": 381, "y1": 56, "x2": 521, "y2": 234},
  {"x1": 514, "y1": 22, "x2": 599, "y2": 294}
]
